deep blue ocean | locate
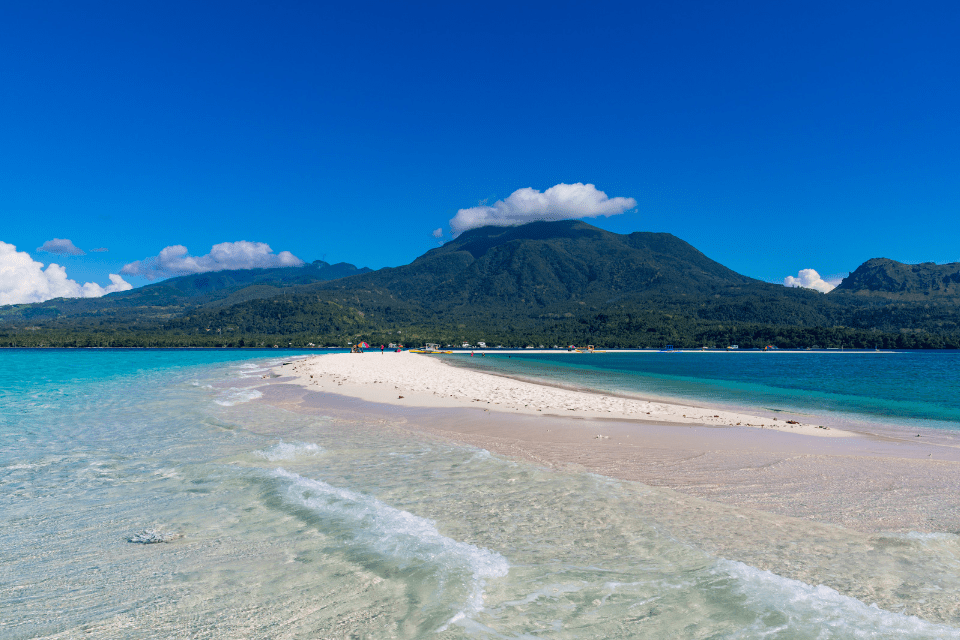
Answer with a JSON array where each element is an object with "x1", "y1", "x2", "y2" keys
[{"x1": 2, "y1": 348, "x2": 960, "y2": 638}]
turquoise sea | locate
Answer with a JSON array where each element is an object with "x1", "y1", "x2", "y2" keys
[
  {"x1": 452, "y1": 350, "x2": 960, "y2": 433},
  {"x1": 2, "y1": 348, "x2": 960, "y2": 638}
]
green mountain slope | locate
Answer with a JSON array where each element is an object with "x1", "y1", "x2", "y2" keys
[
  {"x1": 165, "y1": 221, "x2": 863, "y2": 346},
  {"x1": 303, "y1": 220, "x2": 845, "y2": 332},
  {"x1": 3, "y1": 221, "x2": 958, "y2": 349},
  {"x1": 319, "y1": 220, "x2": 757, "y2": 309},
  {"x1": 0, "y1": 260, "x2": 370, "y2": 325},
  {"x1": 832, "y1": 258, "x2": 960, "y2": 299},
  {"x1": 826, "y1": 258, "x2": 960, "y2": 336}
]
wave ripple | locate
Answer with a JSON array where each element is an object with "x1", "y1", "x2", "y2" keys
[{"x1": 271, "y1": 468, "x2": 509, "y2": 626}]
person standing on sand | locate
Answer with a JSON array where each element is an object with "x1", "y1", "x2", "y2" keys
[{"x1": 381, "y1": 345, "x2": 384, "y2": 354}]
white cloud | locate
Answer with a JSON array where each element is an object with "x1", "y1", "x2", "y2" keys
[
  {"x1": 91, "y1": 247, "x2": 109, "y2": 253},
  {"x1": 784, "y1": 269, "x2": 843, "y2": 293},
  {"x1": 0, "y1": 241, "x2": 132, "y2": 305},
  {"x1": 431, "y1": 228, "x2": 443, "y2": 239},
  {"x1": 120, "y1": 240, "x2": 304, "y2": 280},
  {"x1": 449, "y1": 182, "x2": 637, "y2": 235},
  {"x1": 80, "y1": 274, "x2": 134, "y2": 297},
  {"x1": 37, "y1": 238, "x2": 85, "y2": 255}
]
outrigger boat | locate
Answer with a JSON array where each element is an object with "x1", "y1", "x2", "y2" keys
[
  {"x1": 573, "y1": 345, "x2": 605, "y2": 353},
  {"x1": 409, "y1": 343, "x2": 453, "y2": 354}
]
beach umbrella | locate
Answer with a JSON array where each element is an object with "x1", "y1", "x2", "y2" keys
[{"x1": 358, "y1": 342, "x2": 370, "y2": 348}]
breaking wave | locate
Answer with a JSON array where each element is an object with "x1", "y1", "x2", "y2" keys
[
  {"x1": 254, "y1": 441, "x2": 322, "y2": 462},
  {"x1": 271, "y1": 468, "x2": 509, "y2": 626},
  {"x1": 214, "y1": 387, "x2": 262, "y2": 406},
  {"x1": 717, "y1": 559, "x2": 960, "y2": 638}
]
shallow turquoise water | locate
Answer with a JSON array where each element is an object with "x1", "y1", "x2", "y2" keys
[
  {"x1": 452, "y1": 350, "x2": 960, "y2": 432},
  {"x1": 2, "y1": 349, "x2": 960, "y2": 638}
]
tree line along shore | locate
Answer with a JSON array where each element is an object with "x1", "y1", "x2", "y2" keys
[{"x1": 2, "y1": 317, "x2": 957, "y2": 349}]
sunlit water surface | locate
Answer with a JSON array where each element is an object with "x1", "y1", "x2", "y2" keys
[{"x1": 2, "y1": 349, "x2": 959, "y2": 638}]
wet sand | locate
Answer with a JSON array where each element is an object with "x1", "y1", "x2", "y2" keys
[{"x1": 254, "y1": 367, "x2": 960, "y2": 535}]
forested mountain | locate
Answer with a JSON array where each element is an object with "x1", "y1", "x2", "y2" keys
[
  {"x1": 832, "y1": 258, "x2": 960, "y2": 299},
  {"x1": 284, "y1": 220, "x2": 860, "y2": 330},
  {"x1": 2, "y1": 221, "x2": 958, "y2": 349},
  {"x1": 825, "y1": 258, "x2": 960, "y2": 338},
  {"x1": 0, "y1": 260, "x2": 370, "y2": 324},
  {"x1": 319, "y1": 220, "x2": 756, "y2": 308}
]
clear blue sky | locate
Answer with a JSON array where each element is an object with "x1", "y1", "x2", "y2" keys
[{"x1": 2, "y1": 0, "x2": 958, "y2": 295}]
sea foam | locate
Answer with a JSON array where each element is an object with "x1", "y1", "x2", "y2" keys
[
  {"x1": 717, "y1": 559, "x2": 960, "y2": 638},
  {"x1": 254, "y1": 441, "x2": 322, "y2": 461},
  {"x1": 214, "y1": 387, "x2": 262, "y2": 406},
  {"x1": 271, "y1": 468, "x2": 509, "y2": 626}
]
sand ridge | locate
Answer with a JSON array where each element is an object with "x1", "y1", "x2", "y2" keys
[{"x1": 276, "y1": 351, "x2": 851, "y2": 437}]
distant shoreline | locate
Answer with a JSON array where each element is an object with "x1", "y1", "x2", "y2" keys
[
  {"x1": 425, "y1": 348, "x2": 898, "y2": 354},
  {"x1": 0, "y1": 345, "x2": 907, "y2": 352}
]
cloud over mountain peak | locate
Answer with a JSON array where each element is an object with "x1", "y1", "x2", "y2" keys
[
  {"x1": 121, "y1": 241, "x2": 304, "y2": 280},
  {"x1": 449, "y1": 183, "x2": 637, "y2": 236}
]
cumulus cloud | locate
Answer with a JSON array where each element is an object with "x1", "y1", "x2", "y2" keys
[
  {"x1": 0, "y1": 241, "x2": 132, "y2": 305},
  {"x1": 79, "y1": 274, "x2": 134, "y2": 297},
  {"x1": 431, "y1": 228, "x2": 443, "y2": 239},
  {"x1": 120, "y1": 241, "x2": 304, "y2": 280},
  {"x1": 784, "y1": 269, "x2": 843, "y2": 293},
  {"x1": 37, "y1": 238, "x2": 85, "y2": 255},
  {"x1": 449, "y1": 182, "x2": 637, "y2": 235}
]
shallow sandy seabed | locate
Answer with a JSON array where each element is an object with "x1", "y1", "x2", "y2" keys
[{"x1": 266, "y1": 352, "x2": 960, "y2": 535}]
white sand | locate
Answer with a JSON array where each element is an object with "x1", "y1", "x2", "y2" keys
[{"x1": 277, "y1": 352, "x2": 851, "y2": 437}]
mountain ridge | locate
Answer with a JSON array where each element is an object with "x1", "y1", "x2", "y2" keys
[
  {"x1": 1, "y1": 260, "x2": 370, "y2": 320},
  {"x1": 831, "y1": 258, "x2": 960, "y2": 299},
  {"x1": 316, "y1": 220, "x2": 761, "y2": 310},
  {"x1": 2, "y1": 221, "x2": 958, "y2": 349}
]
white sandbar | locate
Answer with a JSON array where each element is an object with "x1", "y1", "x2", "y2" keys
[{"x1": 276, "y1": 352, "x2": 851, "y2": 437}]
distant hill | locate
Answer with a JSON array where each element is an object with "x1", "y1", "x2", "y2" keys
[
  {"x1": 832, "y1": 258, "x2": 960, "y2": 299},
  {"x1": 320, "y1": 220, "x2": 760, "y2": 307},
  {"x1": 3, "y1": 222, "x2": 959, "y2": 349},
  {"x1": 827, "y1": 258, "x2": 960, "y2": 337},
  {"x1": 301, "y1": 220, "x2": 839, "y2": 328},
  {"x1": 113, "y1": 260, "x2": 371, "y2": 308},
  {"x1": 0, "y1": 260, "x2": 370, "y2": 323},
  {"x1": 152, "y1": 260, "x2": 371, "y2": 297},
  {"x1": 168, "y1": 220, "x2": 848, "y2": 343}
]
